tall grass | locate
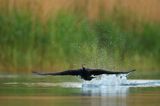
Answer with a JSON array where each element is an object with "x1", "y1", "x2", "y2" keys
[
  {"x1": 0, "y1": 10, "x2": 98, "y2": 72},
  {"x1": 0, "y1": 0, "x2": 160, "y2": 73}
]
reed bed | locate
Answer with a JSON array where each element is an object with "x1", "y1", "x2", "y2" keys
[{"x1": 0, "y1": 0, "x2": 159, "y2": 72}]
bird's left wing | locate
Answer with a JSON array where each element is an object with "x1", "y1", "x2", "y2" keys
[{"x1": 32, "y1": 69, "x2": 81, "y2": 76}]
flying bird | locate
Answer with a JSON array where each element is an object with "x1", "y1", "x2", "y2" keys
[{"x1": 33, "y1": 65, "x2": 136, "y2": 81}]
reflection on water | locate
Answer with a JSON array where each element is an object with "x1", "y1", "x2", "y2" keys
[
  {"x1": 82, "y1": 86, "x2": 129, "y2": 96},
  {"x1": 81, "y1": 86, "x2": 128, "y2": 106}
]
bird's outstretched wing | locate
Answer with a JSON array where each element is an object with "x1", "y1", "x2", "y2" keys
[
  {"x1": 87, "y1": 68, "x2": 136, "y2": 76},
  {"x1": 32, "y1": 69, "x2": 81, "y2": 76}
]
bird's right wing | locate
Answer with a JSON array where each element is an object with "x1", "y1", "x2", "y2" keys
[
  {"x1": 87, "y1": 69, "x2": 114, "y2": 75},
  {"x1": 32, "y1": 69, "x2": 81, "y2": 76},
  {"x1": 87, "y1": 68, "x2": 136, "y2": 75}
]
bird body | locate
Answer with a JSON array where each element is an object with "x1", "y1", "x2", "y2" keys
[{"x1": 33, "y1": 67, "x2": 136, "y2": 81}]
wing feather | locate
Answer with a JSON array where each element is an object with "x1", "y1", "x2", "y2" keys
[
  {"x1": 33, "y1": 69, "x2": 81, "y2": 76},
  {"x1": 87, "y1": 68, "x2": 136, "y2": 75}
]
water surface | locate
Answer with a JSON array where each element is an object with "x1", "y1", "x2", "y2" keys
[{"x1": 0, "y1": 74, "x2": 160, "y2": 106}]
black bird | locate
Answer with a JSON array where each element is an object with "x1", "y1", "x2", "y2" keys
[{"x1": 33, "y1": 65, "x2": 136, "y2": 81}]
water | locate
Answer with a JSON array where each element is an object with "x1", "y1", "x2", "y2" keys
[{"x1": 0, "y1": 74, "x2": 160, "y2": 106}]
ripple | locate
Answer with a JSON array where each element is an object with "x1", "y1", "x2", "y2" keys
[
  {"x1": 4, "y1": 82, "x2": 82, "y2": 88},
  {"x1": 3, "y1": 74, "x2": 160, "y2": 88}
]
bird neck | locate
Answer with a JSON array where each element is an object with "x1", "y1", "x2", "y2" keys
[
  {"x1": 82, "y1": 64, "x2": 86, "y2": 71},
  {"x1": 82, "y1": 67, "x2": 85, "y2": 71}
]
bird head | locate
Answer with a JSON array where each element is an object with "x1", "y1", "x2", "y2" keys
[{"x1": 82, "y1": 64, "x2": 86, "y2": 70}]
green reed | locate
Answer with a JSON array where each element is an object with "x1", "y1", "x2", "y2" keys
[{"x1": 0, "y1": 9, "x2": 159, "y2": 73}]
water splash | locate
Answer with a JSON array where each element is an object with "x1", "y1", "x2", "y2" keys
[
  {"x1": 82, "y1": 74, "x2": 160, "y2": 87},
  {"x1": 82, "y1": 74, "x2": 128, "y2": 87}
]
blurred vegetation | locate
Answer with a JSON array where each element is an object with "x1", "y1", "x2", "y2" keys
[{"x1": 0, "y1": 4, "x2": 160, "y2": 73}]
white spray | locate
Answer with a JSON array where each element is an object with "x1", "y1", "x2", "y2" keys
[{"x1": 82, "y1": 74, "x2": 128, "y2": 87}]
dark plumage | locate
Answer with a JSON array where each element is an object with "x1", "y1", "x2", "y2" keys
[{"x1": 33, "y1": 66, "x2": 136, "y2": 81}]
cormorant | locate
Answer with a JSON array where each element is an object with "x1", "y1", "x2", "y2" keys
[{"x1": 33, "y1": 65, "x2": 136, "y2": 81}]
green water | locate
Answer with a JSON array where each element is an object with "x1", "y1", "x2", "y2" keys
[{"x1": 0, "y1": 75, "x2": 160, "y2": 106}]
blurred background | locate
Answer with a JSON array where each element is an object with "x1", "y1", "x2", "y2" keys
[{"x1": 0, "y1": 0, "x2": 159, "y2": 78}]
